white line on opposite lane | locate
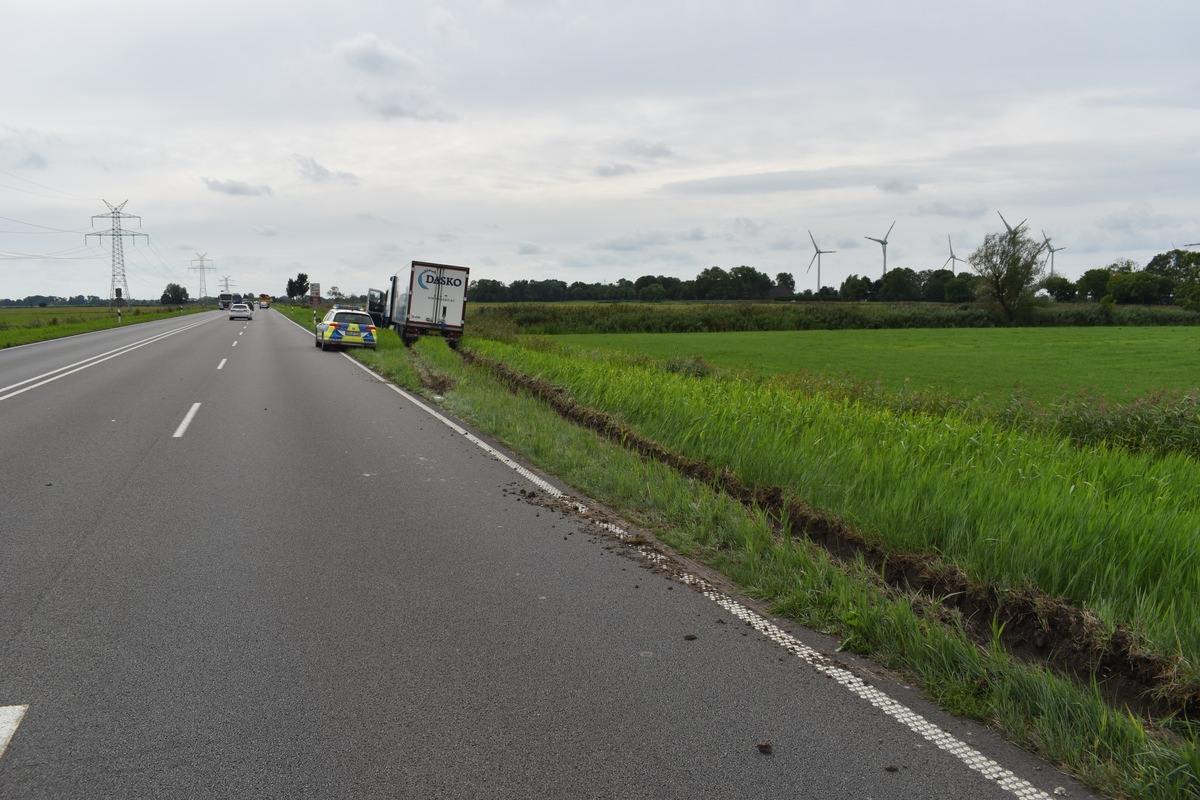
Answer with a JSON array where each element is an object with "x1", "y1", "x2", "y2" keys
[
  {"x1": 0, "y1": 318, "x2": 214, "y2": 404},
  {"x1": 173, "y1": 403, "x2": 202, "y2": 438}
]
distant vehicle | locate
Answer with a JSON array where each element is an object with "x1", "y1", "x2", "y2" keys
[
  {"x1": 369, "y1": 261, "x2": 469, "y2": 348},
  {"x1": 228, "y1": 303, "x2": 253, "y2": 321},
  {"x1": 315, "y1": 306, "x2": 377, "y2": 351},
  {"x1": 259, "y1": 293, "x2": 270, "y2": 309},
  {"x1": 218, "y1": 292, "x2": 233, "y2": 309}
]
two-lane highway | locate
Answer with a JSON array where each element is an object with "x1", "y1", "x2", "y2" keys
[{"x1": 0, "y1": 310, "x2": 1096, "y2": 798}]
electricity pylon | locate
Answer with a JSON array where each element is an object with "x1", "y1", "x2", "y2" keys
[
  {"x1": 190, "y1": 253, "x2": 214, "y2": 305},
  {"x1": 86, "y1": 200, "x2": 147, "y2": 309}
]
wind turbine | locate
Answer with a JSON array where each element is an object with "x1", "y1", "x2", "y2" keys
[
  {"x1": 944, "y1": 236, "x2": 966, "y2": 275},
  {"x1": 1041, "y1": 231, "x2": 1065, "y2": 277},
  {"x1": 997, "y1": 211, "x2": 1026, "y2": 235},
  {"x1": 865, "y1": 221, "x2": 895, "y2": 277},
  {"x1": 807, "y1": 231, "x2": 835, "y2": 293}
]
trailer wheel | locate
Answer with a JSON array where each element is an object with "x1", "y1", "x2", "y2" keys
[{"x1": 447, "y1": 338, "x2": 460, "y2": 351}]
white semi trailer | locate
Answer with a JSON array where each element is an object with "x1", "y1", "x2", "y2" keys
[{"x1": 368, "y1": 261, "x2": 470, "y2": 348}]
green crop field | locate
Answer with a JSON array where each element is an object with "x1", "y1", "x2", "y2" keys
[{"x1": 553, "y1": 326, "x2": 1200, "y2": 405}]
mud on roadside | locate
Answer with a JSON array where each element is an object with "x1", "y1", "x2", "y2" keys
[{"x1": 460, "y1": 347, "x2": 1197, "y2": 724}]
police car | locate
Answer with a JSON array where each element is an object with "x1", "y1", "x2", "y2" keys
[{"x1": 315, "y1": 306, "x2": 378, "y2": 351}]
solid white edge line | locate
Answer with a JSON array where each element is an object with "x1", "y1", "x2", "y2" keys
[
  {"x1": 339, "y1": 355, "x2": 1055, "y2": 800},
  {"x1": 173, "y1": 402, "x2": 202, "y2": 438},
  {"x1": 0, "y1": 705, "x2": 28, "y2": 759}
]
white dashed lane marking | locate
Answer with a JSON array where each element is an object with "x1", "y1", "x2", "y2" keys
[{"x1": 173, "y1": 402, "x2": 202, "y2": 438}]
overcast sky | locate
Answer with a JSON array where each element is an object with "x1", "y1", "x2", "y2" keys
[{"x1": 3, "y1": 0, "x2": 1198, "y2": 301}]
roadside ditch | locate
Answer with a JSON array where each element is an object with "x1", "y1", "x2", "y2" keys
[{"x1": 453, "y1": 346, "x2": 1197, "y2": 725}]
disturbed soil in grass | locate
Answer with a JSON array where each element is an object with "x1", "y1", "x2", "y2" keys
[{"x1": 460, "y1": 348, "x2": 1198, "y2": 723}]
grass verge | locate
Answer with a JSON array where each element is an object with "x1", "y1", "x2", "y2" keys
[{"x1": 354, "y1": 334, "x2": 1198, "y2": 800}]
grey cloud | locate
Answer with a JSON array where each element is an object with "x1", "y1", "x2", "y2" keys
[
  {"x1": 295, "y1": 155, "x2": 358, "y2": 184},
  {"x1": 594, "y1": 231, "x2": 671, "y2": 251},
  {"x1": 251, "y1": 226, "x2": 279, "y2": 236},
  {"x1": 596, "y1": 163, "x2": 636, "y2": 178},
  {"x1": 335, "y1": 34, "x2": 418, "y2": 76},
  {"x1": 730, "y1": 218, "x2": 764, "y2": 238},
  {"x1": 364, "y1": 91, "x2": 458, "y2": 122},
  {"x1": 915, "y1": 202, "x2": 986, "y2": 219},
  {"x1": 203, "y1": 178, "x2": 272, "y2": 196},
  {"x1": 517, "y1": 242, "x2": 544, "y2": 254},
  {"x1": 1098, "y1": 202, "x2": 1177, "y2": 232},
  {"x1": 878, "y1": 179, "x2": 919, "y2": 194},
  {"x1": 428, "y1": 8, "x2": 463, "y2": 41},
  {"x1": 371, "y1": 242, "x2": 405, "y2": 258},
  {"x1": 625, "y1": 140, "x2": 674, "y2": 159},
  {"x1": 664, "y1": 166, "x2": 877, "y2": 195}
]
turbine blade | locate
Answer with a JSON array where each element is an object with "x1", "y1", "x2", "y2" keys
[
  {"x1": 807, "y1": 252, "x2": 818, "y2": 272},
  {"x1": 997, "y1": 211, "x2": 1011, "y2": 231},
  {"x1": 809, "y1": 230, "x2": 819, "y2": 250},
  {"x1": 885, "y1": 220, "x2": 895, "y2": 240}
]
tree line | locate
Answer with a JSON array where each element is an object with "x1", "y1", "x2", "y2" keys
[{"x1": 467, "y1": 233, "x2": 1200, "y2": 322}]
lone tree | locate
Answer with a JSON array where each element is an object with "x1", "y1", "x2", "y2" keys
[
  {"x1": 286, "y1": 272, "x2": 310, "y2": 301},
  {"x1": 161, "y1": 283, "x2": 189, "y2": 304},
  {"x1": 968, "y1": 221, "x2": 1045, "y2": 321}
]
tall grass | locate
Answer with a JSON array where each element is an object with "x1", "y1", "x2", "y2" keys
[{"x1": 467, "y1": 337, "x2": 1200, "y2": 665}]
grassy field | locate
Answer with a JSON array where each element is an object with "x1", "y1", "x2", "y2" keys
[
  {"x1": 0, "y1": 304, "x2": 204, "y2": 347},
  {"x1": 553, "y1": 327, "x2": 1200, "y2": 405}
]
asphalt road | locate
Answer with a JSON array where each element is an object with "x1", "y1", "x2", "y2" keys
[{"x1": 0, "y1": 309, "x2": 1099, "y2": 798}]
